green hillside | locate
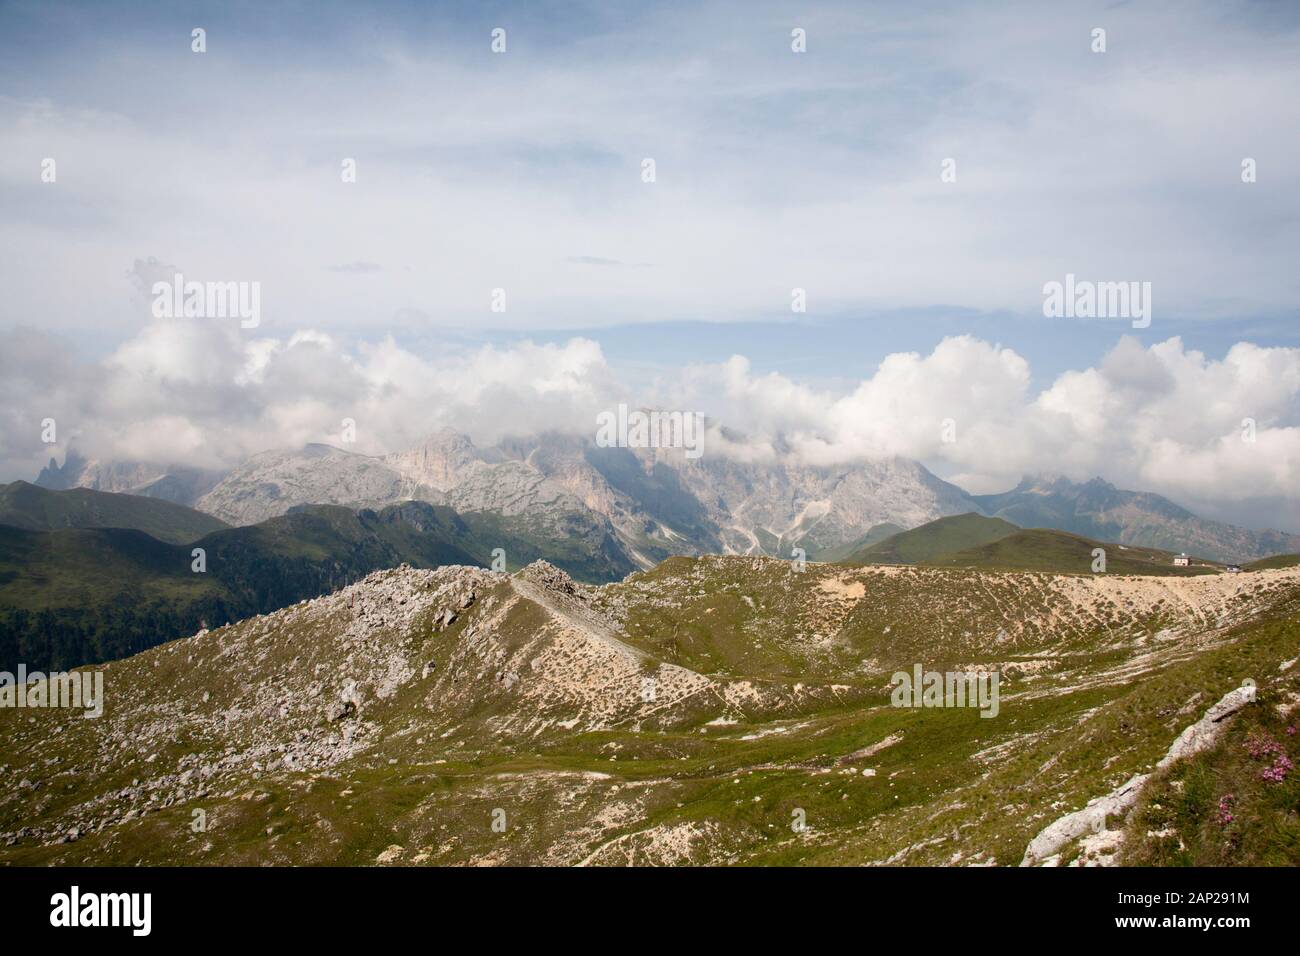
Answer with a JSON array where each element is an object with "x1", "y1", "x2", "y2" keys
[
  {"x1": 0, "y1": 502, "x2": 486, "y2": 672},
  {"x1": 0, "y1": 485, "x2": 650, "y2": 673},
  {"x1": 1121, "y1": 661, "x2": 1300, "y2": 866},
  {"x1": 0, "y1": 480, "x2": 228, "y2": 544},
  {"x1": 927, "y1": 527, "x2": 1215, "y2": 575},
  {"x1": 843, "y1": 513, "x2": 1019, "y2": 565},
  {"x1": 1244, "y1": 553, "x2": 1300, "y2": 571}
]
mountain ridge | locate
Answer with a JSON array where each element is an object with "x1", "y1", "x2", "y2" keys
[
  {"x1": 32, "y1": 438, "x2": 1300, "y2": 567},
  {"x1": 4, "y1": 555, "x2": 1297, "y2": 865},
  {"x1": 972, "y1": 473, "x2": 1300, "y2": 563},
  {"x1": 0, "y1": 496, "x2": 632, "y2": 673},
  {"x1": 0, "y1": 480, "x2": 229, "y2": 545}
]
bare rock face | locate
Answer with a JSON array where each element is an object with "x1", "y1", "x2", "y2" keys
[
  {"x1": 383, "y1": 427, "x2": 494, "y2": 492},
  {"x1": 35, "y1": 448, "x2": 225, "y2": 506},
  {"x1": 195, "y1": 444, "x2": 431, "y2": 525},
  {"x1": 1020, "y1": 773, "x2": 1152, "y2": 867},
  {"x1": 1156, "y1": 682, "x2": 1256, "y2": 769},
  {"x1": 443, "y1": 460, "x2": 590, "y2": 520},
  {"x1": 641, "y1": 452, "x2": 978, "y2": 556}
]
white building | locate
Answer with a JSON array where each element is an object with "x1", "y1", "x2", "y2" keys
[{"x1": 1173, "y1": 553, "x2": 1190, "y2": 567}]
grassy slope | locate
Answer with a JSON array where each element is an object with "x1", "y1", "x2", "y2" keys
[
  {"x1": 925, "y1": 528, "x2": 1217, "y2": 576},
  {"x1": 0, "y1": 504, "x2": 481, "y2": 671},
  {"x1": 841, "y1": 513, "x2": 1219, "y2": 576},
  {"x1": 0, "y1": 526, "x2": 198, "y2": 603},
  {"x1": 1120, "y1": 673, "x2": 1300, "y2": 866},
  {"x1": 843, "y1": 513, "x2": 1018, "y2": 565},
  {"x1": 1244, "y1": 553, "x2": 1300, "y2": 571},
  {"x1": 3, "y1": 557, "x2": 1297, "y2": 867},
  {"x1": 0, "y1": 480, "x2": 228, "y2": 545}
]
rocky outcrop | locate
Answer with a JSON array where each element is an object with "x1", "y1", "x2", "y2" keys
[
  {"x1": 1020, "y1": 682, "x2": 1257, "y2": 866},
  {"x1": 384, "y1": 428, "x2": 494, "y2": 492},
  {"x1": 1156, "y1": 683, "x2": 1257, "y2": 769}
]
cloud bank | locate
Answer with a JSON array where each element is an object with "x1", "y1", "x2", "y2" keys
[{"x1": 3, "y1": 320, "x2": 1298, "y2": 530}]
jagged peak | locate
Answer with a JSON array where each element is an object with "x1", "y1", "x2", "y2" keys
[
  {"x1": 410, "y1": 427, "x2": 476, "y2": 450},
  {"x1": 518, "y1": 559, "x2": 577, "y2": 594},
  {"x1": 1012, "y1": 472, "x2": 1079, "y2": 493}
]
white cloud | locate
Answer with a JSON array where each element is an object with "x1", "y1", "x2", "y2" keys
[
  {"x1": 666, "y1": 334, "x2": 1300, "y2": 519},
  {"x1": 4, "y1": 321, "x2": 1298, "y2": 530},
  {"x1": 0, "y1": 320, "x2": 622, "y2": 475}
]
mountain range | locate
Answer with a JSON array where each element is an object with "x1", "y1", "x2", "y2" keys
[
  {"x1": 34, "y1": 431, "x2": 1300, "y2": 566},
  {"x1": 36, "y1": 449, "x2": 225, "y2": 506},
  {"x1": 971, "y1": 475, "x2": 1300, "y2": 566}
]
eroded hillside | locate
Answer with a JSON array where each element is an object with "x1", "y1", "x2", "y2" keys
[{"x1": 2, "y1": 558, "x2": 1297, "y2": 866}]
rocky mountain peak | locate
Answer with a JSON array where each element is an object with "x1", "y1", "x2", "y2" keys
[
  {"x1": 33, "y1": 447, "x2": 224, "y2": 505},
  {"x1": 519, "y1": 559, "x2": 578, "y2": 595},
  {"x1": 1014, "y1": 473, "x2": 1076, "y2": 494},
  {"x1": 385, "y1": 429, "x2": 486, "y2": 492},
  {"x1": 35, "y1": 449, "x2": 90, "y2": 490}
]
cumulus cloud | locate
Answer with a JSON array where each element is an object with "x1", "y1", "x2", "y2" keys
[
  {"x1": 2, "y1": 320, "x2": 1298, "y2": 529},
  {"x1": 0, "y1": 319, "x2": 620, "y2": 476},
  {"x1": 687, "y1": 335, "x2": 1300, "y2": 514}
]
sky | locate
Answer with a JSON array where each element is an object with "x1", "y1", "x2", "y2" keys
[{"x1": 2, "y1": 0, "x2": 1299, "y2": 530}]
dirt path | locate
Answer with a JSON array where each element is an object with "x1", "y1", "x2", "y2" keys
[{"x1": 509, "y1": 575, "x2": 648, "y2": 661}]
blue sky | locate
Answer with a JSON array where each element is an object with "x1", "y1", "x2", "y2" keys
[{"x1": 2, "y1": 0, "x2": 1299, "y2": 529}]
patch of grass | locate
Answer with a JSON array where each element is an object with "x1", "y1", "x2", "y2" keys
[{"x1": 1244, "y1": 553, "x2": 1300, "y2": 571}]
